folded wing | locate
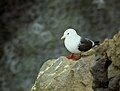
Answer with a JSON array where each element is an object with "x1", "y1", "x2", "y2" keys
[{"x1": 78, "y1": 38, "x2": 93, "y2": 52}]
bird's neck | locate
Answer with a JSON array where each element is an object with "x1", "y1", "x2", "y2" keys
[{"x1": 66, "y1": 34, "x2": 81, "y2": 40}]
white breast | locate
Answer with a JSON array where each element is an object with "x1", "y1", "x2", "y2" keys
[{"x1": 64, "y1": 35, "x2": 81, "y2": 54}]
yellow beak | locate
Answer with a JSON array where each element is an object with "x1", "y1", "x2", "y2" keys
[{"x1": 61, "y1": 35, "x2": 65, "y2": 40}]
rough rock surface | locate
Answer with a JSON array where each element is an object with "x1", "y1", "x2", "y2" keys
[
  {"x1": 91, "y1": 31, "x2": 120, "y2": 91},
  {"x1": 31, "y1": 56, "x2": 94, "y2": 91},
  {"x1": 0, "y1": 0, "x2": 120, "y2": 91},
  {"x1": 95, "y1": 31, "x2": 120, "y2": 77},
  {"x1": 31, "y1": 31, "x2": 120, "y2": 91}
]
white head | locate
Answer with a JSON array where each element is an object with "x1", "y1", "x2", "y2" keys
[{"x1": 61, "y1": 28, "x2": 78, "y2": 40}]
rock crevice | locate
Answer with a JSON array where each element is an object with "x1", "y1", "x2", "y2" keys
[{"x1": 31, "y1": 32, "x2": 120, "y2": 91}]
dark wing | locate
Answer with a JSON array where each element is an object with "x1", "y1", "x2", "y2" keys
[{"x1": 78, "y1": 38, "x2": 93, "y2": 52}]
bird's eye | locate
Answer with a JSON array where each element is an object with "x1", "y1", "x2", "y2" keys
[{"x1": 67, "y1": 33, "x2": 69, "y2": 35}]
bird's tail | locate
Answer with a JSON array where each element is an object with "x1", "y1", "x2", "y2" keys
[
  {"x1": 93, "y1": 41, "x2": 100, "y2": 47},
  {"x1": 94, "y1": 41, "x2": 100, "y2": 46}
]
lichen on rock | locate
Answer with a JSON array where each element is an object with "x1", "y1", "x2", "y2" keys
[
  {"x1": 91, "y1": 31, "x2": 120, "y2": 91},
  {"x1": 31, "y1": 31, "x2": 120, "y2": 91},
  {"x1": 95, "y1": 31, "x2": 120, "y2": 77},
  {"x1": 31, "y1": 56, "x2": 94, "y2": 91}
]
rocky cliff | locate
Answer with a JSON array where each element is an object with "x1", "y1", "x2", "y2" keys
[
  {"x1": 0, "y1": 0, "x2": 120, "y2": 91},
  {"x1": 31, "y1": 32, "x2": 120, "y2": 91},
  {"x1": 31, "y1": 56, "x2": 94, "y2": 91}
]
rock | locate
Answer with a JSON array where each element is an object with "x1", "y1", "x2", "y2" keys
[
  {"x1": 95, "y1": 31, "x2": 120, "y2": 77},
  {"x1": 91, "y1": 56, "x2": 112, "y2": 91},
  {"x1": 0, "y1": 0, "x2": 120, "y2": 91},
  {"x1": 31, "y1": 31, "x2": 120, "y2": 91},
  {"x1": 91, "y1": 31, "x2": 120, "y2": 91},
  {"x1": 31, "y1": 56, "x2": 94, "y2": 91}
]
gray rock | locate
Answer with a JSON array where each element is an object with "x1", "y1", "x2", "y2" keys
[
  {"x1": 0, "y1": 0, "x2": 120, "y2": 91},
  {"x1": 31, "y1": 56, "x2": 94, "y2": 91}
]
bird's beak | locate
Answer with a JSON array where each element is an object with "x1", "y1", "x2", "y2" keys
[{"x1": 61, "y1": 35, "x2": 65, "y2": 40}]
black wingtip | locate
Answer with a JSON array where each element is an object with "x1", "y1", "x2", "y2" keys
[{"x1": 94, "y1": 41, "x2": 100, "y2": 45}]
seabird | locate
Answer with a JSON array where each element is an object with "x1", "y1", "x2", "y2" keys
[{"x1": 61, "y1": 28, "x2": 99, "y2": 60}]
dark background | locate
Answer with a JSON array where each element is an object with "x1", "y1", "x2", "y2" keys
[{"x1": 0, "y1": 0, "x2": 120, "y2": 91}]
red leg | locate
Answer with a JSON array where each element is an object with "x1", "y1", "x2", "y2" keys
[
  {"x1": 66, "y1": 54, "x2": 81, "y2": 61},
  {"x1": 67, "y1": 53, "x2": 74, "y2": 59}
]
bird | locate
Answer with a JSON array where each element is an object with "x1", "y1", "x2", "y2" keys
[{"x1": 61, "y1": 28, "x2": 99, "y2": 61}]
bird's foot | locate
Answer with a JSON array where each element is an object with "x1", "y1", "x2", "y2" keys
[{"x1": 66, "y1": 54, "x2": 81, "y2": 61}]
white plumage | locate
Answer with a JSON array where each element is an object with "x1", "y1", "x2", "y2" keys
[{"x1": 61, "y1": 29, "x2": 97, "y2": 54}]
